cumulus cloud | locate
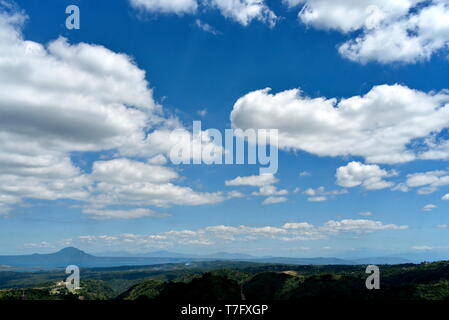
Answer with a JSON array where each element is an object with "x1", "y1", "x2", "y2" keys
[
  {"x1": 339, "y1": 1, "x2": 449, "y2": 64},
  {"x1": 336, "y1": 162, "x2": 397, "y2": 190},
  {"x1": 208, "y1": 0, "x2": 277, "y2": 27},
  {"x1": 290, "y1": 0, "x2": 420, "y2": 33},
  {"x1": 0, "y1": 6, "x2": 142, "y2": 211},
  {"x1": 89, "y1": 159, "x2": 225, "y2": 208},
  {"x1": 406, "y1": 170, "x2": 448, "y2": 188},
  {"x1": 443, "y1": 194, "x2": 449, "y2": 200},
  {"x1": 253, "y1": 185, "x2": 288, "y2": 196},
  {"x1": 0, "y1": 5, "x2": 226, "y2": 215},
  {"x1": 231, "y1": 85, "x2": 449, "y2": 164},
  {"x1": 226, "y1": 173, "x2": 288, "y2": 204},
  {"x1": 129, "y1": 0, "x2": 277, "y2": 26},
  {"x1": 303, "y1": 186, "x2": 347, "y2": 201},
  {"x1": 147, "y1": 154, "x2": 168, "y2": 165},
  {"x1": 286, "y1": 0, "x2": 449, "y2": 64},
  {"x1": 129, "y1": 0, "x2": 198, "y2": 14},
  {"x1": 396, "y1": 170, "x2": 449, "y2": 194},
  {"x1": 92, "y1": 159, "x2": 179, "y2": 185},
  {"x1": 40, "y1": 219, "x2": 408, "y2": 250},
  {"x1": 1, "y1": 36, "x2": 158, "y2": 153},
  {"x1": 125, "y1": 125, "x2": 224, "y2": 162}
]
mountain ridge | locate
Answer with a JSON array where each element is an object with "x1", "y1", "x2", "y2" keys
[{"x1": 0, "y1": 247, "x2": 415, "y2": 269}]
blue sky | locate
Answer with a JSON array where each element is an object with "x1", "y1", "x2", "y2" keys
[{"x1": 1, "y1": 0, "x2": 449, "y2": 258}]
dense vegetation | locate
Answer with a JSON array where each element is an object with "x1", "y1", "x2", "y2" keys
[
  {"x1": 0, "y1": 279, "x2": 114, "y2": 300},
  {"x1": 1, "y1": 260, "x2": 449, "y2": 300}
]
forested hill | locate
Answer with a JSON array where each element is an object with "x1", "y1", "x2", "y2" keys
[{"x1": 2, "y1": 260, "x2": 449, "y2": 300}]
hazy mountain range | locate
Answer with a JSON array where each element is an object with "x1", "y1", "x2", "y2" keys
[{"x1": 0, "y1": 247, "x2": 419, "y2": 269}]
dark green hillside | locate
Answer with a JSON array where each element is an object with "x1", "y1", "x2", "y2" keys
[
  {"x1": 2, "y1": 260, "x2": 449, "y2": 300},
  {"x1": 0, "y1": 279, "x2": 114, "y2": 300},
  {"x1": 157, "y1": 273, "x2": 241, "y2": 300},
  {"x1": 120, "y1": 272, "x2": 242, "y2": 300},
  {"x1": 118, "y1": 280, "x2": 164, "y2": 300},
  {"x1": 118, "y1": 261, "x2": 449, "y2": 301},
  {"x1": 244, "y1": 272, "x2": 304, "y2": 300}
]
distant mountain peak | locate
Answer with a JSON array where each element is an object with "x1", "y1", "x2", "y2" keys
[{"x1": 56, "y1": 247, "x2": 91, "y2": 256}]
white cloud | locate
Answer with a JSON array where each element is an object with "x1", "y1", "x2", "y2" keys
[
  {"x1": 126, "y1": 124, "x2": 224, "y2": 163},
  {"x1": 208, "y1": 0, "x2": 277, "y2": 27},
  {"x1": 397, "y1": 170, "x2": 449, "y2": 194},
  {"x1": 226, "y1": 190, "x2": 245, "y2": 198},
  {"x1": 417, "y1": 187, "x2": 438, "y2": 195},
  {"x1": 420, "y1": 139, "x2": 449, "y2": 161},
  {"x1": 197, "y1": 109, "x2": 209, "y2": 118},
  {"x1": 225, "y1": 173, "x2": 278, "y2": 187},
  {"x1": 0, "y1": 6, "x2": 158, "y2": 213},
  {"x1": 299, "y1": 171, "x2": 311, "y2": 177},
  {"x1": 304, "y1": 187, "x2": 321, "y2": 196},
  {"x1": 44, "y1": 219, "x2": 408, "y2": 250},
  {"x1": 422, "y1": 204, "x2": 437, "y2": 211},
  {"x1": 0, "y1": 36, "x2": 158, "y2": 152},
  {"x1": 92, "y1": 159, "x2": 179, "y2": 185},
  {"x1": 339, "y1": 1, "x2": 449, "y2": 64},
  {"x1": 226, "y1": 173, "x2": 288, "y2": 204},
  {"x1": 437, "y1": 224, "x2": 448, "y2": 229},
  {"x1": 406, "y1": 170, "x2": 448, "y2": 187},
  {"x1": 253, "y1": 185, "x2": 288, "y2": 196},
  {"x1": 262, "y1": 196, "x2": 288, "y2": 204},
  {"x1": 303, "y1": 186, "x2": 347, "y2": 201},
  {"x1": 287, "y1": 0, "x2": 449, "y2": 64},
  {"x1": 291, "y1": 0, "x2": 420, "y2": 33},
  {"x1": 336, "y1": 162, "x2": 397, "y2": 190},
  {"x1": 308, "y1": 196, "x2": 327, "y2": 202},
  {"x1": 322, "y1": 219, "x2": 407, "y2": 234},
  {"x1": 147, "y1": 154, "x2": 168, "y2": 165},
  {"x1": 82, "y1": 207, "x2": 169, "y2": 220},
  {"x1": 89, "y1": 159, "x2": 225, "y2": 208},
  {"x1": 304, "y1": 186, "x2": 347, "y2": 195},
  {"x1": 129, "y1": 0, "x2": 198, "y2": 14},
  {"x1": 282, "y1": 222, "x2": 314, "y2": 229},
  {"x1": 443, "y1": 194, "x2": 449, "y2": 200},
  {"x1": 231, "y1": 85, "x2": 449, "y2": 164},
  {"x1": 282, "y1": 0, "x2": 303, "y2": 9},
  {"x1": 0, "y1": 6, "x2": 226, "y2": 215},
  {"x1": 129, "y1": 0, "x2": 276, "y2": 26}
]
